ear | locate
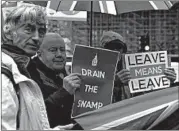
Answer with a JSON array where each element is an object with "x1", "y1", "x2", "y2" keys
[
  {"x1": 4, "y1": 30, "x2": 14, "y2": 41},
  {"x1": 9, "y1": 31, "x2": 17, "y2": 41},
  {"x1": 12, "y1": 32, "x2": 17, "y2": 39}
]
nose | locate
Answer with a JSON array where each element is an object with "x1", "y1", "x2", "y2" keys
[
  {"x1": 56, "y1": 49, "x2": 63, "y2": 57},
  {"x1": 32, "y1": 30, "x2": 40, "y2": 43}
]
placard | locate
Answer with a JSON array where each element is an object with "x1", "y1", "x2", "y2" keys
[
  {"x1": 72, "y1": 45, "x2": 119, "y2": 117},
  {"x1": 124, "y1": 51, "x2": 170, "y2": 93}
]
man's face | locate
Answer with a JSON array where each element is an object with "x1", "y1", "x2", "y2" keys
[
  {"x1": 39, "y1": 37, "x2": 66, "y2": 71},
  {"x1": 12, "y1": 22, "x2": 46, "y2": 56}
]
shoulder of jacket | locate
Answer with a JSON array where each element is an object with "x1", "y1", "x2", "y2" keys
[{"x1": 1, "y1": 52, "x2": 29, "y2": 84}]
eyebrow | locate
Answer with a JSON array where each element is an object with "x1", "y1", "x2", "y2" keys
[{"x1": 21, "y1": 22, "x2": 46, "y2": 27}]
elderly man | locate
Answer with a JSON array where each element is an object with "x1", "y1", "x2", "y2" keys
[
  {"x1": 100, "y1": 31, "x2": 177, "y2": 101},
  {"x1": 1, "y1": 4, "x2": 79, "y2": 130},
  {"x1": 28, "y1": 33, "x2": 81, "y2": 128}
]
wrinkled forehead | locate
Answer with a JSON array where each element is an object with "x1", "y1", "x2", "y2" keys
[
  {"x1": 18, "y1": 15, "x2": 46, "y2": 27},
  {"x1": 17, "y1": 21, "x2": 46, "y2": 30},
  {"x1": 16, "y1": 15, "x2": 46, "y2": 29}
]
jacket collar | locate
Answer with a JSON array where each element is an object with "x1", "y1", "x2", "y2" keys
[
  {"x1": 2, "y1": 44, "x2": 31, "y2": 77},
  {"x1": 2, "y1": 44, "x2": 30, "y2": 56},
  {"x1": 1, "y1": 52, "x2": 30, "y2": 84}
]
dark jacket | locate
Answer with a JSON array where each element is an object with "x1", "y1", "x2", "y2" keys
[{"x1": 27, "y1": 57, "x2": 74, "y2": 128}]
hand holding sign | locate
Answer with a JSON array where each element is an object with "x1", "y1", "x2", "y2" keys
[
  {"x1": 63, "y1": 73, "x2": 82, "y2": 95},
  {"x1": 164, "y1": 68, "x2": 176, "y2": 83},
  {"x1": 116, "y1": 69, "x2": 131, "y2": 84}
]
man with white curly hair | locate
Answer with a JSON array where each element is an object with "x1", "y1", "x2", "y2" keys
[{"x1": 1, "y1": 4, "x2": 74, "y2": 130}]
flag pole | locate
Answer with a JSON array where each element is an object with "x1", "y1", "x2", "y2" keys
[{"x1": 89, "y1": 1, "x2": 93, "y2": 46}]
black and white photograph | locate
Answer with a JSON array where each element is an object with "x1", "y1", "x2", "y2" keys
[{"x1": 1, "y1": 0, "x2": 179, "y2": 130}]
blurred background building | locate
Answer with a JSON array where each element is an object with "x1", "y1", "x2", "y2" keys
[{"x1": 47, "y1": 9, "x2": 179, "y2": 55}]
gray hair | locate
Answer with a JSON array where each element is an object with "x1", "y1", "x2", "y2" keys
[{"x1": 2, "y1": 4, "x2": 47, "y2": 44}]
